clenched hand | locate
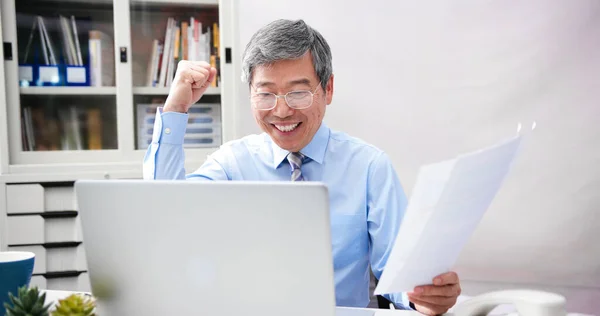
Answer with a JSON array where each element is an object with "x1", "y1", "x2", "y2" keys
[{"x1": 164, "y1": 60, "x2": 217, "y2": 113}]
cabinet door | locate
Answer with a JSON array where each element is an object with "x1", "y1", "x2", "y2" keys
[
  {"x1": 128, "y1": 0, "x2": 224, "y2": 167},
  {"x1": 1, "y1": 0, "x2": 121, "y2": 167},
  {"x1": 0, "y1": 7, "x2": 10, "y2": 173}
]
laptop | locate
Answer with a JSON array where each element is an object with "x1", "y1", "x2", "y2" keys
[{"x1": 75, "y1": 179, "x2": 336, "y2": 316}]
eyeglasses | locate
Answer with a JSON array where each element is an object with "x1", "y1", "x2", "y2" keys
[{"x1": 250, "y1": 81, "x2": 322, "y2": 110}]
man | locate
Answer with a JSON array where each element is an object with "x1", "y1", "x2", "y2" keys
[{"x1": 143, "y1": 19, "x2": 461, "y2": 314}]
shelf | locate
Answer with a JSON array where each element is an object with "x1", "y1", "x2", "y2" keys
[
  {"x1": 17, "y1": 0, "x2": 114, "y2": 10},
  {"x1": 131, "y1": 0, "x2": 218, "y2": 6},
  {"x1": 133, "y1": 87, "x2": 220, "y2": 95},
  {"x1": 20, "y1": 87, "x2": 117, "y2": 96},
  {"x1": 19, "y1": 0, "x2": 112, "y2": 4},
  {"x1": 20, "y1": 87, "x2": 219, "y2": 96}
]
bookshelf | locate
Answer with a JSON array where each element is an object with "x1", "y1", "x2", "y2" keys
[
  {"x1": 0, "y1": 0, "x2": 238, "y2": 291},
  {"x1": 0, "y1": 0, "x2": 236, "y2": 175}
]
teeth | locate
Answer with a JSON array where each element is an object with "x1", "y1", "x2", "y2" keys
[{"x1": 275, "y1": 123, "x2": 299, "y2": 132}]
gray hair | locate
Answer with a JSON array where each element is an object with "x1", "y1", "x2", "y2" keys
[{"x1": 241, "y1": 19, "x2": 332, "y2": 90}]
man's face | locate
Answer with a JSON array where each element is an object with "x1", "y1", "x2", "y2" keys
[{"x1": 251, "y1": 52, "x2": 334, "y2": 152}]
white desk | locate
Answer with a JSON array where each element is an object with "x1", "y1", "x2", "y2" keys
[
  {"x1": 43, "y1": 290, "x2": 558, "y2": 316},
  {"x1": 42, "y1": 290, "x2": 420, "y2": 316}
]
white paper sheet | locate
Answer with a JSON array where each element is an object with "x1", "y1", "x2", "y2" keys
[{"x1": 375, "y1": 135, "x2": 523, "y2": 295}]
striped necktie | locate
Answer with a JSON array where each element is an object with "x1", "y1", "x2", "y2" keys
[{"x1": 287, "y1": 152, "x2": 305, "y2": 181}]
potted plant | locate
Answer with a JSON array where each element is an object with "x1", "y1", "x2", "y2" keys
[{"x1": 4, "y1": 286, "x2": 96, "y2": 316}]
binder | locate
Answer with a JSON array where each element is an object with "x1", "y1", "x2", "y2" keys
[{"x1": 18, "y1": 15, "x2": 90, "y2": 87}]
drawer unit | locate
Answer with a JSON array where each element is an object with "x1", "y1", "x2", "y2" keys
[
  {"x1": 7, "y1": 215, "x2": 45, "y2": 245},
  {"x1": 5, "y1": 182, "x2": 89, "y2": 293},
  {"x1": 45, "y1": 243, "x2": 87, "y2": 272},
  {"x1": 6, "y1": 184, "x2": 44, "y2": 214},
  {"x1": 30, "y1": 272, "x2": 91, "y2": 292},
  {"x1": 8, "y1": 243, "x2": 87, "y2": 274},
  {"x1": 44, "y1": 187, "x2": 77, "y2": 212},
  {"x1": 7, "y1": 214, "x2": 82, "y2": 246},
  {"x1": 45, "y1": 216, "x2": 82, "y2": 243},
  {"x1": 30, "y1": 275, "x2": 47, "y2": 289},
  {"x1": 47, "y1": 272, "x2": 91, "y2": 292},
  {"x1": 6, "y1": 184, "x2": 76, "y2": 214}
]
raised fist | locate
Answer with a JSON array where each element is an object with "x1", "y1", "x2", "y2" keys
[{"x1": 163, "y1": 60, "x2": 217, "y2": 113}]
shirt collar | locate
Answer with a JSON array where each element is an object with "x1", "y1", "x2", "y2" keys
[{"x1": 271, "y1": 122, "x2": 330, "y2": 169}]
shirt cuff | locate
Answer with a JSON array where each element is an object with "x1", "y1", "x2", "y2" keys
[
  {"x1": 152, "y1": 107, "x2": 188, "y2": 145},
  {"x1": 401, "y1": 292, "x2": 416, "y2": 310}
]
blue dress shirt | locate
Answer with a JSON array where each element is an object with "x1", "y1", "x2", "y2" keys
[{"x1": 143, "y1": 109, "x2": 412, "y2": 309}]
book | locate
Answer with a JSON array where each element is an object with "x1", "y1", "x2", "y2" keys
[
  {"x1": 87, "y1": 109, "x2": 102, "y2": 150},
  {"x1": 181, "y1": 22, "x2": 189, "y2": 60},
  {"x1": 70, "y1": 106, "x2": 83, "y2": 150},
  {"x1": 59, "y1": 15, "x2": 78, "y2": 65},
  {"x1": 158, "y1": 17, "x2": 174, "y2": 87},
  {"x1": 145, "y1": 39, "x2": 159, "y2": 86},
  {"x1": 58, "y1": 16, "x2": 72, "y2": 65},
  {"x1": 37, "y1": 17, "x2": 49, "y2": 65},
  {"x1": 22, "y1": 18, "x2": 38, "y2": 64},
  {"x1": 22, "y1": 107, "x2": 35, "y2": 151},
  {"x1": 89, "y1": 30, "x2": 115, "y2": 86},
  {"x1": 144, "y1": 17, "x2": 220, "y2": 87},
  {"x1": 71, "y1": 16, "x2": 83, "y2": 66}
]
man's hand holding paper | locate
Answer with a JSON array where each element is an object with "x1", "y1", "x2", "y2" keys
[
  {"x1": 375, "y1": 135, "x2": 523, "y2": 314},
  {"x1": 407, "y1": 272, "x2": 461, "y2": 315}
]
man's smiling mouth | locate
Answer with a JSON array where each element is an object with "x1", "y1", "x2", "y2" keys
[{"x1": 273, "y1": 122, "x2": 301, "y2": 132}]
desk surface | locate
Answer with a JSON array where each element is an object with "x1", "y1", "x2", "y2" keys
[
  {"x1": 41, "y1": 290, "x2": 527, "y2": 316},
  {"x1": 43, "y1": 290, "x2": 418, "y2": 316},
  {"x1": 44, "y1": 290, "x2": 596, "y2": 316}
]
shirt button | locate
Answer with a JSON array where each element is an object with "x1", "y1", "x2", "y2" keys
[{"x1": 164, "y1": 127, "x2": 171, "y2": 134}]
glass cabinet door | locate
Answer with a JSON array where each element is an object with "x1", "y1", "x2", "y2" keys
[
  {"x1": 3, "y1": 0, "x2": 118, "y2": 164},
  {"x1": 129, "y1": 0, "x2": 222, "y2": 151}
]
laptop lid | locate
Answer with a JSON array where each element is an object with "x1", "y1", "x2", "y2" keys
[{"x1": 75, "y1": 179, "x2": 336, "y2": 316}]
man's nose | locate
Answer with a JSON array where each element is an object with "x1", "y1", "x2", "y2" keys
[{"x1": 271, "y1": 96, "x2": 294, "y2": 117}]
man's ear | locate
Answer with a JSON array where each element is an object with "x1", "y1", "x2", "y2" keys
[{"x1": 325, "y1": 74, "x2": 334, "y2": 105}]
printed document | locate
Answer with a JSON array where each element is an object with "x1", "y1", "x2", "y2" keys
[{"x1": 375, "y1": 135, "x2": 522, "y2": 295}]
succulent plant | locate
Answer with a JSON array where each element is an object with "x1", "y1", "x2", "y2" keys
[
  {"x1": 4, "y1": 286, "x2": 51, "y2": 316},
  {"x1": 50, "y1": 294, "x2": 96, "y2": 316}
]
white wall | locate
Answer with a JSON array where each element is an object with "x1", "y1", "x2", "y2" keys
[{"x1": 234, "y1": 1, "x2": 600, "y2": 313}]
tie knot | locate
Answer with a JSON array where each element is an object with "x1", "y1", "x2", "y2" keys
[
  {"x1": 287, "y1": 152, "x2": 304, "y2": 169},
  {"x1": 287, "y1": 152, "x2": 305, "y2": 181}
]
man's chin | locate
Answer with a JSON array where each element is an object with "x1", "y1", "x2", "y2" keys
[
  {"x1": 272, "y1": 138, "x2": 302, "y2": 152},
  {"x1": 268, "y1": 128, "x2": 304, "y2": 151}
]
